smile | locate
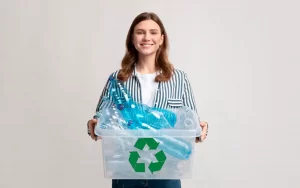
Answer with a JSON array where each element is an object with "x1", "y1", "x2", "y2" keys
[{"x1": 141, "y1": 44, "x2": 154, "y2": 46}]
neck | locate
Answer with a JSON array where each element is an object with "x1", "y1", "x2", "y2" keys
[{"x1": 136, "y1": 54, "x2": 157, "y2": 74}]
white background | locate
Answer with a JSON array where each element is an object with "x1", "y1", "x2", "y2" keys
[{"x1": 1, "y1": 0, "x2": 299, "y2": 187}]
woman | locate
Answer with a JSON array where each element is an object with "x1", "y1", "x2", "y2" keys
[{"x1": 87, "y1": 12, "x2": 208, "y2": 188}]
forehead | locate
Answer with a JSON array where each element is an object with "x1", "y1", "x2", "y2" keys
[{"x1": 134, "y1": 20, "x2": 161, "y2": 31}]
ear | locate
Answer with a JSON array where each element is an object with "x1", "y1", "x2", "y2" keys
[{"x1": 160, "y1": 34, "x2": 164, "y2": 46}]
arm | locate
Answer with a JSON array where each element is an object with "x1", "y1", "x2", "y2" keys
[
  {"x1": 87, "y1": 73, "x2": 114, "y2": 136},
  {"x1": 182, "y1": 72, "x2": 203, "y2": 142},
  {"x1": 182, "y1": 72, "x2": 198, "y2": 113}
]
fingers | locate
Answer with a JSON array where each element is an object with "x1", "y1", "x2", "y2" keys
[
  {"x1": 88, "y1": 122, "x2": 96, "y2": 140},
  {"x1": 88, "y1": 119, "x2": 98, "y2": 141},
  {"x1": 200, "y1": 121, "x2": 207, "y2": 127},
  {"x1": 200, "y1": 121, "x2": 208, "y2": 142},
  {"x1": 200, "y1": 132, "x2": 207, "y2": 142}
]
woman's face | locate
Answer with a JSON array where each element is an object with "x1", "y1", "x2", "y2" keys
[{"x1": 132, "y1": 20, "x2": 164, "y2": 57}]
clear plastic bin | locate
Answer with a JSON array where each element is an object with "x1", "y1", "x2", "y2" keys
[{"x1": 98, "y1": 129, "x2": 198, "y2": 179}]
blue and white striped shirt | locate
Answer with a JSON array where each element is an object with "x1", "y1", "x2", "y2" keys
[
  {"x1": 88, "y1": 67, "x2": 200, "y2": 135},
  {"x1": 96, "y1": 68, "x2": 198, "y2": 113}
]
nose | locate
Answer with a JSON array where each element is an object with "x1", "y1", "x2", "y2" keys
[{"x1": 143, "y1": 32, "x2": 150, "y2": 41}]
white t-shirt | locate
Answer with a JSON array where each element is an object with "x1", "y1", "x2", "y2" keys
[{"x1": 136, "y1": 71, "x2": 159, "y2": 107}]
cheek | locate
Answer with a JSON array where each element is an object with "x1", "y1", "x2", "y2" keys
[
  {"x1": 132, "y1": 37, "x2": 138, "y2": 45},
  {"x1": 155, "y1": 36, "x2": 163, "y2": 44},
  {"x1": 133, "y1": 35, "x2": 143, "y2": 42}
]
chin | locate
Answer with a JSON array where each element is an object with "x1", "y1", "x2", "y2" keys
[
  {"x1": 138, "y1": 49, "x2": 157, "y2": 56},
  {"x1": 140, "y1": 52, "x2": 155, "y2": 56}
]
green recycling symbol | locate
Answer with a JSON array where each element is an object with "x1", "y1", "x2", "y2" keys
[{"x1": 128, "y1": 138, "x2": 167, "y2": 174}]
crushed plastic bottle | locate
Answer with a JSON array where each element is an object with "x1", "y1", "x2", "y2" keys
[{"x1": 94, "y1": 75, "x2": 201, "y2": 160}]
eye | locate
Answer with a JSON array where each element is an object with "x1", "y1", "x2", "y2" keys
[{"x1": 136, "y1": 30, "x2": 144, "y2": 35}]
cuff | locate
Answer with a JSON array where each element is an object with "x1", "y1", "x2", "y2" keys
[{"x1": 87, "y1": 120, "x2": 91, "y2": 136}]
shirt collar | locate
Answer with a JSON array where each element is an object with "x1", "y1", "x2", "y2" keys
[{"x1": 132, "y1": 63, "x2": 162, "y2": 77}]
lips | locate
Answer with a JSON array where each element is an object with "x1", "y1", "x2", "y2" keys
[{"x1": 141, "y1": 44, "x2": 153, "y2": 46}]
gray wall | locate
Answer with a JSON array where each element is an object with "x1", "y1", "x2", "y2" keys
[{"x1": 1, "y1": 0, "x2": 299, "y2": 187}]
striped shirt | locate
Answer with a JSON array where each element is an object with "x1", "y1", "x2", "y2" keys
[{"x1": 88, "y1": 66, "x2": 200, "y2": 135}]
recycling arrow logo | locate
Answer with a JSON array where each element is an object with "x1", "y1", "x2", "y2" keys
[{"x1": 128, "y1": 138, "x2": 167, "y2": 174}]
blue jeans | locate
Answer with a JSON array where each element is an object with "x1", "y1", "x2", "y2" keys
[{"x1": 112, "y1": 179, "x2": 181, "y2": 188}]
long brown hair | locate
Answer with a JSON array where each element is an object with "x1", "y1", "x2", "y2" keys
[{"x1": 117, "y1": 12, "x2": 173, "y2": 82}]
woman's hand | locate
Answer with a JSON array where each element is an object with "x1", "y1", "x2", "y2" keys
[
  {"x1": 88, "y1": 118, "x2": 101, "y2": 141},
  {"x1": 196, "y1": 121, "x2": 208, "y2": 143}
]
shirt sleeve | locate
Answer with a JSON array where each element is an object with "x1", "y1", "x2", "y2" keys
[
  {"x1": 182, "y1": 72, "x2": 199, "y2": 114},
  {"x1": 87, "y1": 73, "x2": 114, "y2": 136},
  {"x1": 182, "y1": 72, "x2": 203, "y2": 142}
]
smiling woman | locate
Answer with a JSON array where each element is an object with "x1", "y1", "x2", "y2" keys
[
  {"x1": 133, "y1": 20, "x2": 164, "y2": 57},
  {"x1": 87, "y1": 12, "x2": 208, "y2": 188},
  {"x1": 117, "y1": 12, "x2": 173, "y2": 82}
]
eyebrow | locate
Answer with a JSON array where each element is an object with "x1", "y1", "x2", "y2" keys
[{"x1": 135, "y1": 29, "x2": 159, "y2": 32}]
